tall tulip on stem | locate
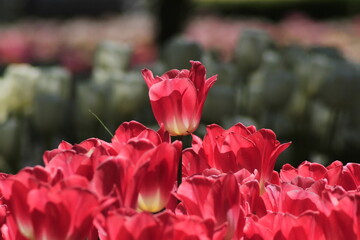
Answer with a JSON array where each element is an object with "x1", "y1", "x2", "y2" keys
[
  {"x1": 142, "y1": 61, "x2": 217, "y2": 137},
  {"x1": 142, "y1": 61, "x2": 217, "y2": 186}
]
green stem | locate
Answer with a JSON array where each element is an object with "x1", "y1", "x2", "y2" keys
[
  {"x1": 177, "y1": 149, "x2": 183, "y2": 187},
  {"x1": 174, "y1": 136, "x2": 183, "y2": 187}
]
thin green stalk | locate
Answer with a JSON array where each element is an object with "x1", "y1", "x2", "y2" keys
[{"x1": 88, "y1": 109, "x2": 113, "y2": 137}]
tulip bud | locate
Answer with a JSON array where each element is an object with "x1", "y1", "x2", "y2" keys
[
  {"x1": 31, "y1": 67, "x2": 71, "y2": 135},
  {"x1": 234, "y1": 29, "x2": 274, "y2": 77},
  {"x1": 295, "y1": 54, "x2": 331, "y2": 98},
  {"x1": 0, "y1": 79, "x2": 13, "y2": 124},
  {"x1": 105, "y1": 71, "x2": 147, "y2": 125},
  {"x1": 247, "y1": 50, "x2": 295, "y2": 116},
  {"x1": 35, "y1": 67, "x2": 71, "y2": 100},
  {"x1": 3, "y1": 64, "x2": 41, "y2": 114},
  {"x1": 0, "y1": 117, "x2": 21, "y2": 170},
  {"x1": 318, "y1": 60, "x2": 360, "y2": 111},
  {"x1": 92, "y1": 41, "x2": 132, "y2": 85}
]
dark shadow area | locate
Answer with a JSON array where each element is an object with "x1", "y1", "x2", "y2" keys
[{"x1": 25, "y1": 0, "x2": 123, "y2": 18}]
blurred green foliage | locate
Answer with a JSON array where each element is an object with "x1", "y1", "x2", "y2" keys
[{"x1": 1, "y1": 31, "x2": 360, "y2": 173}]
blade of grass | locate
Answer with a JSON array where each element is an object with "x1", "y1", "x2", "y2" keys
[{"x1": 88, "y1": 109, "x2": 114, "y2": 137}]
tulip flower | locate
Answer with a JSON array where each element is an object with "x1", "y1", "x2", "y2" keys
[
  {"x1": 159, "y1": 212, "x2": 217, "y2": 240},
  {"x1": 184, "y1": 123, "x2": 291, "y2": 193},
  {"x1": 177, "y1": 174, "x2": 245, "y2": 239},
  {"x1": 43, "y1": 138, "x2": 116, "y2": 181},
  {"x1": 137, "y1": 142, "x2": 182, "y2": 212},
  {"x1": 95, "y1": 209, "x2": 217, "y2": 240},
  {"x1": 0, "y1": 167, "x2": 99, "y2": 240},
  {"x1": 280, "y1": 160, "x2": 360, "y2": 191},
  {"x1": 95, "y1": 209, "x2": 162, "y2": 240},
  {"x1": 111, "y1": 121, "x2": 170, "y2": 152},
  {"x1": 142, "y1": 61, "x2": 217, "y2": 136},
  {"x1": 92, "y1": 141, "x2": 181, "y2": 212},
  {"x1": 244, "y1": 211, "x2": 324, "y2": 239}
]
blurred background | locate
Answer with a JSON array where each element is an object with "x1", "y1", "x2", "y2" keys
[{"x1": 1, "y1": 0, "x2": 360, "y2": 172}]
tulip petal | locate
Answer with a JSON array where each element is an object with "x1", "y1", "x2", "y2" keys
[
  {"x1": 189, "y1": 61, "x2": 206, "y2": 92},
  {"x1": 141, "y1": 69, "x2": 156, "y2": 88},
  {"x1": 149, "y1": 78, "x2": 198, "y2": 135},
  {"x1": 161, "y1": 69, "x2": 181, "y2": 79},
  {"x1": 137, "y1": 143, "x2": 180, "y2": 212}
]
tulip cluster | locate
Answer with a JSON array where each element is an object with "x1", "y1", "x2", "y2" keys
[{"x1": 0, "y1": 61, "x2": 359, "y2": 239}]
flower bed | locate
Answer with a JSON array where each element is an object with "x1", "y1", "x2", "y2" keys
[
  {"x1": 2, "y1": 13, "x2": 360, "y2": 74},
  {"x1": 0, "y1": 14, "x2": 156, "y2": 73},
  {"x1": 185, "y1": 13, "x2": 360, "y2": 63},
  {"x1": 0, "y1": 61, "x2": 359, "y2": 239}
]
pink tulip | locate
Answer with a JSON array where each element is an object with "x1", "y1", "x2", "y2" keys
[
  {"x1": 183, "y1": 123, "x2": 291, "y2": 193},
  {"x1": 0, "y1": 167, "x2": 98, "y2": 240},
  {"x1": 142, "y1": 61, "x2": 217, "y2": 136}
]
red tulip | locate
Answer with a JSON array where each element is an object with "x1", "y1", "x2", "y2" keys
[
  {"x1": 142, "y1": 61, "x2": 217, "y2": 136},
  {"x1": 92, "y1": 156, "x2": 141, "y2": 208},
  {"x1": 341, "y1": 163, "x2": 360, "y2": 191},
  {"x1": 95, "y1": 209, "x2": 162, "y2": 240},
  {"x1": 111, "y1": 121, "x2": 170, "y2": 152},
  {"x1": 177, "y1": 174, "x2": 245, "y2": 239},
  {"x1": 280, "y1": 161, "x2": 360, "y2": 191},
  {"x1": 137, "y1": 142, "x2": 182, "y2": 212},
  {"x1": 44, "y1": 138, "x2": 115, "y2": 165},
  {"x1": 261, "y1": 188, "x2": 360, "y2": 240},
  {"x1": 95, "y1": 209, "x2": 217, "y2": 240},
  {"x1": 158, "y1": 212, "x2": 217, "y2": 240},
  {"x1": 182, "y1": 134, "x2": 211, "y2": 177},
  {"x1": 43, "y1": 138, "x2": 116, "y2": 181},
  {"x1": 262, "y1": 180, "x2": 326, "y2": 217},
  {"x1": 92, "y1": 141, "x2": 181, "y2": 212},
  {"x1": 184, "y1": 123, "x2": 290, "y2": 193},
  {"x1": 280, "y1": 161, "x2": 328, "y2": 183},
  {"x1": 244, "y1": 211, "x2": 325, "y2": 240},
  {"x1": 0, "y1": 167, "x2": 99, "y2": 240},
  {"x1": 319, "y1": 193, "x2": 360, "y2": 239}
]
